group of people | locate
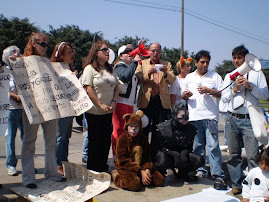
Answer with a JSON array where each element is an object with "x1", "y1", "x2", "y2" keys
[{"x1": 1, "y1": 31, "x2": 269, "y2": 201}]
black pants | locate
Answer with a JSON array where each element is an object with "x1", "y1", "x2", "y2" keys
[
  {"x1": 140, "y1": 95, "x2": 171, "y2": 162},
  {"x1": 85, "y1": 113, "x2": 112, "y2": 172}
]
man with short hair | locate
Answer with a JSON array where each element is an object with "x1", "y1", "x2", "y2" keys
[
  {"x1": 183, "y1": 50, "x2": 226, "y2": 187},
  {"x1": 135, "y1": 43, "x2": 176, "y2": 161},
  {"x1": 221, "y1": 45, "x2": 269, "y2": 195}
]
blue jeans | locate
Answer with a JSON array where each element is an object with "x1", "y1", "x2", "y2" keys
[
  {"x1": 82, "y1": 113, "x2": 88, "y2": 160},
  {"x1": 191, "y1": 120, "x2": 224, "y2": 178},
  {"x1": 56, "y1": 116, "x2": 74, "y2": 166},
  {"x1": 225, "y1": 113, "x2": 258, "y2": 189},
  {"x1": 5, "y1": 109, "x2": 23, "y2": 168},
  {"x1": 222, "y1": 112, "x2": 228, "y2": 145}
]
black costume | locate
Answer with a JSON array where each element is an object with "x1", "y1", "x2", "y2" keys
[{"x1": 155, "y1": 104, "x2": 204, "y2": 181}]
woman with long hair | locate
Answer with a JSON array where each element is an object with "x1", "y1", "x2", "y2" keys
[
  {"x1": 81, "y1": 40, "x2": 119, "y2": 172},
  {"x1": 50, "y1": 42, "x2": 75, "y2": 175},
  {"x1": 21, "y1": 32, "x2": 64, "y2": 188}
]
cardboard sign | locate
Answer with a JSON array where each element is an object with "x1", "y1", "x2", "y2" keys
[
  {"x1": 9, "y1": 56, "x2": 93, "y2": 124},
  {"x1": 0, "y1": 67, "x2": 10, "y2": 136}
]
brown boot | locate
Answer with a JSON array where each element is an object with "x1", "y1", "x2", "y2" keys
[
  {"x1": 232, "y1": 188, "x2": 242, "y2": 195},
  {"x1": 111, "y1": 170, "x2": 119, "y2": 182},
  {"x1": 57, "y1": 166, "x2": 64, "y2": 176}
]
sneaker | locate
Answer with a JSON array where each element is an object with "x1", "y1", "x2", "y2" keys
[
  {"x1": 7, "y1": 166, "x2": 18, "y2": 176},
  {"x1": 214, "y1": 177, "x2": 228, "y2": 190},
  {"x1": 220, "y1": 145, "x2": 229, "y2": 151},
  {"x1": 232, "y1": 188, "x2": 242, "y2": 195},
  {"x1": 82, "y1": 157, "x2": 87, "y2": 163},
  {"x1": 25, "y1": 183, "x2": 37, "y2": 189},
  {"x1": 195, "y1": 171, "x2": 208, "y2": 178}
]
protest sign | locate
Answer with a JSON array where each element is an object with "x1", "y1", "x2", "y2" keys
[
  {"x1": 0, "y1": 66, "x2": 11, "y2": 136},
  {"x1": 11, "y1": 162, "x2": 111, "y2": 202},
  {"x1": 9, "y1": 56, "x2": 93, "y2": 124}
]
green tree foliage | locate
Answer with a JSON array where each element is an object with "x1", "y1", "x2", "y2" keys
[
  {"x1": 214, "y1": 60, "x2": 235, "y2": 79},
  {"x1": 0, "y1": 14, "x2": 39, "y2": 61}
]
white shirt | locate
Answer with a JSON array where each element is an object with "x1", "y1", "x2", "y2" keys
[
  {"x1": 184, "y1": 70, "x2": 223, "y2": 121},
  {"x1": 169, "y1": 76, "x2": 187, "y2": 105},
  {"x1": 221, "y1": 70, "x2": 269, "y2": 114},
  {"x1": 242, "y1": 167, "x2": 269, "y2": 202}
]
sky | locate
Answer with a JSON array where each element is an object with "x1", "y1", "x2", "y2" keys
[{"x1": 1, "y1": 0, "x2": 269, "y2": 69}]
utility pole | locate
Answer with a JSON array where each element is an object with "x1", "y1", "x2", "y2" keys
[{"x1": 181, "y1": 0, "x2": 184, "y2": 57}]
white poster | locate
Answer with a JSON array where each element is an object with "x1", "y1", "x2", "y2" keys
[
  {"x1": 9, "y1": 56, "x2": 93, "y2": 124},
  {"x1": 0, "y1": 66, "x2": 11, "y2": 136},
  {"x1": 11, "y1": 162, "x2": 111, "y2": 202}
]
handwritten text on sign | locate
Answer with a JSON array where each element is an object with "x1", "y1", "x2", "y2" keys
[
  {"x1": 0, "y1": 67, "x2": 10, "y2": 136},
  {"x1": 9, "y1": 56, "x2": 92, "y2": 124}
]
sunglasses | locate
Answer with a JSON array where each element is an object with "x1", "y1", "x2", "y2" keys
[
  {"x1": 98, "y1": 47, "x2": 110, "y2": 52},
  {"x1": 36, "y1": 41, "x2": 48, "y2": 48}
]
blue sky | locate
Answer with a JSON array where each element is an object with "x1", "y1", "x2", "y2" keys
[{"x1": 1, "y1": 0, "x2": 269, "y2": 69}]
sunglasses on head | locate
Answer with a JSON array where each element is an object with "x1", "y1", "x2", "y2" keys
[
  {"x1": 36, "y1": 41, "x2": 48, "y2": 48},
  {"x1": 98, "y1": 47, "x2": 109, "y2": 52}
]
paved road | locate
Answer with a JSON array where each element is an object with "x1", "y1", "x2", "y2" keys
[{"x1": 0, "y1": 115, "x2": 242, "y2": 202}]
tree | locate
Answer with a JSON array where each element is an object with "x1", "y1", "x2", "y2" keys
[
  {"x1": 214, "y1": 60, "x2": 235, "y2": 79},
  {"x1": 0, "y1": 14, "x2": 39, "y2": 64}
]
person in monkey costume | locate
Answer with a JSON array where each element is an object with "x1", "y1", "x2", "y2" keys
[{"x1": 111, "y1": 110, "x2": 165, "y2": 191}]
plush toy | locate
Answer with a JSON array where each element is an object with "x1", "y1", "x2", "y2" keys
[{"x1": 111, "y1": 110, "x2": 165, "y2": 191}]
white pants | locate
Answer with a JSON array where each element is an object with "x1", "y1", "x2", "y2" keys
[{"x1": 21, "y1": 111, "x2": 62, "y2": 186}]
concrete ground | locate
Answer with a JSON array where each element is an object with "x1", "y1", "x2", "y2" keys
[{"x1": 0, "y1": 114, "x2": 243, "y2": 202}]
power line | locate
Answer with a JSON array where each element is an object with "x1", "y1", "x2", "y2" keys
[{"x1": 104, "y1": 0, "x2": 269, "y2": 45}]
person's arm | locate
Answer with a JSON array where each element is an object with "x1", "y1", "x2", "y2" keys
[
  {"x1": 221, "y1": 74, "x2": 233, "y2": 103},
  {"x1": 249, "y1": 71, "x2": 269, "y2": 100},
  {"x1": 109, "y1": 84, "x2": 119, "y2": 112},
  {"x1": 84, "y1": 85, "x2": 111, "y2": 113},
  {"x1": 10, "y1": 92, "x2": 21, "y2": 102},
  {"x1": 115, "y1": 60, "x2": 138, "y2": 83},
  {"x1": 115, "y1": 136, "x2": 141, "y2": 173}
]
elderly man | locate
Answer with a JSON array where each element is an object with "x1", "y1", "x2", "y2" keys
[
  {"x1": 183, "y1": 50, "x2": 226, "y2": 187},
  {"x1": 222, "y1": 45, "x2": 269, "y2": 195},
  {"x1": 135, "y1": 43, "x2": 176, "y2": 161}
]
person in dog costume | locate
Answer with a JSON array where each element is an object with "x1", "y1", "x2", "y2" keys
[{"x1": 111, "y1": 110, "x2": 165, "y2": 191}]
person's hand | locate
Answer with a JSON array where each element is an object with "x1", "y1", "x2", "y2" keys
[
  {"x1": 264, "y1": 195, "x2": 269, "y2": 202},
  {"x1": 159, "y1": 65, "x2": 167, "y2": 74},
  {"x1": 134, "y1": 55, "x2": 141, "y2": 63},
  {"x1": 109, "y1": 101, "x2": 117, "y2": 112},
  {"x1": 182, "y1": 89, "x2": 193, "y2": 99},
  {"x1": 148, "y1": 67, "x2": 157, "y2": 75},
  {"x1": 197, "y1": 85, "x2": 209, "y2": 94},
  {"x1": 234, "y1": 75, "x2": 252, "y2": 92},
  {"x1": 99, "y1": 103, "x2": 112, "y2": 113},
  {"x1": 241, "y1": 198, "x2": 249, "y2": 202},
  {"x1": 141, "y1": 169, "x2": 152, "y2": 185}
]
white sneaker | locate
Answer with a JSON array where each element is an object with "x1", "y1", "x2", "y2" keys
[
  {"x1": 220, "y1": 145, "x2": 229, "y2": 151},
  {"x1": 7, "y1": 166, "x2": 17, "y2": 176}
]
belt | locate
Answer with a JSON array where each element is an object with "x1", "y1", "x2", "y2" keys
[{"x1": 228, "y1": 111, "x2": 250, "y2": 119}]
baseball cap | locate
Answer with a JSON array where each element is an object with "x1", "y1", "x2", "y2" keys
[{"x1": 118, "y1": 44, "x2": 134, "y2": 57}]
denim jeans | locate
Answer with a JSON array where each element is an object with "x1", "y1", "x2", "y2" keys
[
  {"x1": 222, "y1": 112, "x2": 228, "y2": 145},
  {"x1": 225, "y1": 113, "x2": 258, "y2": 189},
  {"x1": 191, "y1": 120, "x2": 224, "y2": 178},
  {"x1": 56, "y1": 116, "x2": 74, "y2": 166},
  {"x1": 82, "y1": 113, "x2": 88, "y2": 160},
  {"x1": 5, "y1": 109, "x2": 23, "y2": 168}
]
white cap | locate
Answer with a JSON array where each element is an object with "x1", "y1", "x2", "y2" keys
[{"x1": 118, "y1": 44, "x2": 134, "y2": 57}]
